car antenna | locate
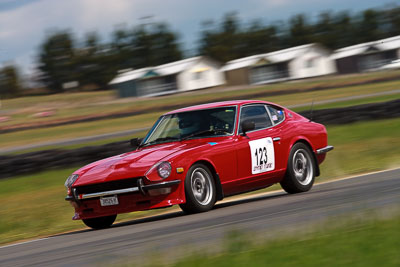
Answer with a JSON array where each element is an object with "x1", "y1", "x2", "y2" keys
[{"x1": 309, "y1": 99, "x2": 315, "y2": 122}]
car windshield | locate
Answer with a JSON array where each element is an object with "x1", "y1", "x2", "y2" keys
[{"x1": 142, "y1": 106, "x2": 237, "y2": 146}]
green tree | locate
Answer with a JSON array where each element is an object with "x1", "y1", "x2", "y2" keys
[
  {"x1": 150, "y1": 23, "x2": 183, "y2": 65},
  {"x1": 331, "y1": 11, "x2": 356, "y2": 48},
  {"x1": 131, "y1": 23, "x2": 183, "y2": 67},
  {"x1": 355, "y1": 9, "x2": 384, "y2": 43},
  {"x1": 241, "y1": 21, "x2": 279, "y2": 56},
  {"x1": 38, "y1": 31, "x2": 77, "y2": 92},
  {"x1": 131, "y1": 25, "x2": 155, "y2": 67},
  {"x1": 313, "y1": 11, "x2": 337, "y2": 49},
  {"x1": 199, "y1": 12, "x2": 242, "y2": 62},
  {"x1": 109, "y1": 22, "x2": 183, "y2": 70},
  {"x1": 0, "y1": 64, "x2": 22, "y2": 98},
  {"x1": 288, "y1": 14, "x2": 314, "y2": 46},
  {"x1": 75, "y1": 32, "x2": 115, "y2": 90},
  {"x1": 110, "y1": 26, "x2": 136, "y2": 70},
  {"x1": 384, "y1": 5, "x2": 400, "y2": 36}
]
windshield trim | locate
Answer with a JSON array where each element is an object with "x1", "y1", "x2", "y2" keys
[{"x1": 141, "y1": 115, "x2": 168, "y2": 146}]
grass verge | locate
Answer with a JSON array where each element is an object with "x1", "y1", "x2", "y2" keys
[
  {"x1": 1, "y1": 70, "x2": 400, "y2": 128},
  {"x1": 0, "y1": 117, "x2": 399, "y2": 246},
  {"x1": 1, "y1": 78, "x2": 400, "y2": 151},
  {"x1": 162, "y1": 212, "x2": 400, "y2": 267}
]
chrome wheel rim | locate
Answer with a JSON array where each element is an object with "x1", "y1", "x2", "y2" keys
[
  {"x1": 292, "y1": 149, "x2": 313, "y2": 186},
  {"x1": 191, "y1": 167, "x2": 213, "y2": 205}
]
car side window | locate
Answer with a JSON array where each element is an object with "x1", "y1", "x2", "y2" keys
[
  {"x1": 239, "y1": 105, "x2": 272, "y2": 133},
  {"x1": 267, "y1": 105, "x2": 285, "y2": 124}
]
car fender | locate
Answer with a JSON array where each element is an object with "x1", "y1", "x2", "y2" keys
[
  {"x1": 287, "y1": 135, "x2": 320, "y2": 177},
  {"x1": 159, "y1": 151, "x2": 220, "y2": 203},
  {"x1": 183, "y1": 153, "x2": 224, "y2": 201},
  {"x1": 191, "y1": 158, "x2": 224, "y2": 201}
]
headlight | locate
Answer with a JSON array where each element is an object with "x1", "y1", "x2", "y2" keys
[
  {"x1": 64, "y1": 174, "x2": 79, "y2": 189},
  {"x1": 145, "y1": 161, "x2": 172, "y2": 181},
  {"x1": 157, "y1": 162, "x2": 172, "y2": 179}
]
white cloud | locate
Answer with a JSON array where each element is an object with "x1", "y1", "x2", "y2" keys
[
  {"x1": 0, "y1": 0, "x2": 389, "y2": 75},
  {"x1": 0, "y1": 0, "x2": 213, "y2": 73},
  {"x1": 266, "y1": 0, "x2": 291, "y2": 7}
]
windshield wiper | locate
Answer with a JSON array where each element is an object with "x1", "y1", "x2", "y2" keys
[
  {"x1": 142, "y1": 137, "x2": 180, "y2": 147},
  {"x1": 181, "y1": 129, "x2": 231, "y2": 140}
]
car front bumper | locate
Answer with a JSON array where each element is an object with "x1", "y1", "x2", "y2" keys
[
  {"x1": 65, "y1": 178, "x2": 183, "y2": 220},
  {"x1": 65, "y1": 179, "x2": 181, "y2": 201}
]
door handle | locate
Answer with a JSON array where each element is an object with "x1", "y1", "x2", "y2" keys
[{"x1": 273, "y1": 137, "x2": 281, "y2": 142}]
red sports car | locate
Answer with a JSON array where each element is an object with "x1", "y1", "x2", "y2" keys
[{"x1": 65, "y1": 100, "x2": 333, "y2": 229}]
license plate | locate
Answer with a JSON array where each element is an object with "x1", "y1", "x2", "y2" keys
[{"x1": 100, "y1": 195, "x2": 119, "y2": 206}]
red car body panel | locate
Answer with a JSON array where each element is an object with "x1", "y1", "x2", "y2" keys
[{"x1": 66, "y1": 100, "x2": 331, "y2": 220}]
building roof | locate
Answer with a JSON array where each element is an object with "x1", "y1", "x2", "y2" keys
[
  {"x1": 109, "y1": 68, "x2": 151, "y2": 84},
  {"x1": 156, "y1": 57, "x2": 201, "y2": 76},
  {"x1": 109, "y1": 57, "x2": 202, "y2": 84},
  {"x1": 331, "y1": 35, "x2": 400, "y2": 60},
  {"x1": 221, "y1": 44, "x2": 316, "y2": 72}
]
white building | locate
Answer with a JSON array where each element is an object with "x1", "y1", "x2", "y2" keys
[
  {"x1": 109, "y1": 56, "x2": 225, "y2": 97},
  {"x1": 331, "y1": 35, "x2": 400, "y2": 73},
  {"x1": 221, "y1": 44, "x2": 336, "y2": 86}
]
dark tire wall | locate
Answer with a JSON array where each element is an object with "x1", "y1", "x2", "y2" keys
[{"x1": 0, "y1": 140, "x2": 133, "y2": 179}]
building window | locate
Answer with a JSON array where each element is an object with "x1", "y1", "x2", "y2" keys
[
  {"x1": 193, "y1": 70, "x2": 209, "y2": 80},
  {"x1": 305, "y1": 58, "x2": 314, "y2": 68},
  {"x1": 193, "y1": 71, "x2": 203, "y2": 80},
  {"x1": 305, "y1": 57, "x2": 319, "y2": 68}
]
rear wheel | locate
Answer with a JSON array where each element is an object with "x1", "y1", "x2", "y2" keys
[
  {"x1": 280, "y1": 143, "x2": 316, "y2": 194},
  {"x1": 82, "y1": 215, "x2": 117, "y2": 229},
  {"x1": 180, "y1": 163, "x2": 216, "y2": 214}
]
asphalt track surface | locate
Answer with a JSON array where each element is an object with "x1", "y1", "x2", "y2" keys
[{"x1": 1, "y1": 168, "x2": 399, "y2": 266}]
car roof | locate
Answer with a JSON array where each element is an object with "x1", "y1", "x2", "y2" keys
[{"x1": 164, "y1": 100, "x2": 282, "y2": 115}]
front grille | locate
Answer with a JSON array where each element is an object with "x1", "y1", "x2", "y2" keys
[{"x1": 74, "y1": 177, "x2": 142, "y2": 195}]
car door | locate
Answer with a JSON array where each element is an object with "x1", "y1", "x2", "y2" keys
[{"x1": 232, "y1": 104, "x2": 284, "y2": 193}]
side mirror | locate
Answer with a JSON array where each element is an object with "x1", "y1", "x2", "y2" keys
[
  {"x1": 241, "y1": 120, "x2": 255, "y2": 136},
  {"x1": 130, "y1": 138, "x2": 142, "y2": 148}
]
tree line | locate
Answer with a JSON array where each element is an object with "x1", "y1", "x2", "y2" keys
[{"x1": 1, "y1": 4, "x2": 400, "y2": 97}]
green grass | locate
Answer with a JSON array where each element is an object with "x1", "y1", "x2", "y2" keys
[
  {"x1": 292, "y1": 92, "x2": 400, "y2": 112},
  {"x1": 8, "y1": 130, "x2": 149, "y2": 155},
  {"x1": 6, "y1": 88, "x2": 400, "y2": 155},
  {"x1": 162, "y1": 213, "x2": 400, "y2": 267},
  {"x1": 6, "y1": 92, "x2": 400, "y2": 155},
  {"x1": 1, "y1": 78, "x2": 400, "y2": 151},
  {"x1": 321, "y1": 118, "x2": 400, "y2": 179},
  {"x1": 264, "y1": 79, "x2": 400, "y2": 108},
  {"x1": 0, "y1": 167, "x2": 177, "y2": 245},
  {"x1": 0, "y1": 117, "x2": 400, "y2": 246},
  {"x1": 1, "y1": 69, "x2": 400, "y2": 127},
  {"x1": 0, "y1": 112, "x2": 162, "y2": 150}
]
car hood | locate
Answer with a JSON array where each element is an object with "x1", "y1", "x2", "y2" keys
[{"x1": 72, "y1": 141, "x2": 204, "y2": 186}]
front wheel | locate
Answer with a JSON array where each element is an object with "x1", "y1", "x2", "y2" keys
[
  {"x1": 179, "y1": 164, "x2": 216, "y2": 214},
  {"x1": 280, "y1": 143, "x2": 316, "y2": 194},
  {"x1": 82, "y1": 215, "x2": 117, "y2": 229}
]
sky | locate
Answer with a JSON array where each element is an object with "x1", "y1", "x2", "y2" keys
[{"x1": 0, "y1": 0, "x2": 396, "y2": 75}]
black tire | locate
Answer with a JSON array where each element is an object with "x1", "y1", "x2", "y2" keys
[
  {"x1": 82, "y1": 215, "x2": 117, "y2": 229},
  {"x1": 280, "y1": 142, "x2": 316, "y2": 194},
  {"x1": 179, "y1": 163, "x2": 216, "y2": 214}
]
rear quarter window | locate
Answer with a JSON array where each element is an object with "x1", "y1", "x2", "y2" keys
[{"x1": 267, "y1": 105, "x2": 285, "y2": 124}]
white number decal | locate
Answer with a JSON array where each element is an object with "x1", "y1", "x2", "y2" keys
[{"x1": 249, "y1": 137, "x2": 275, "y2": 174}]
